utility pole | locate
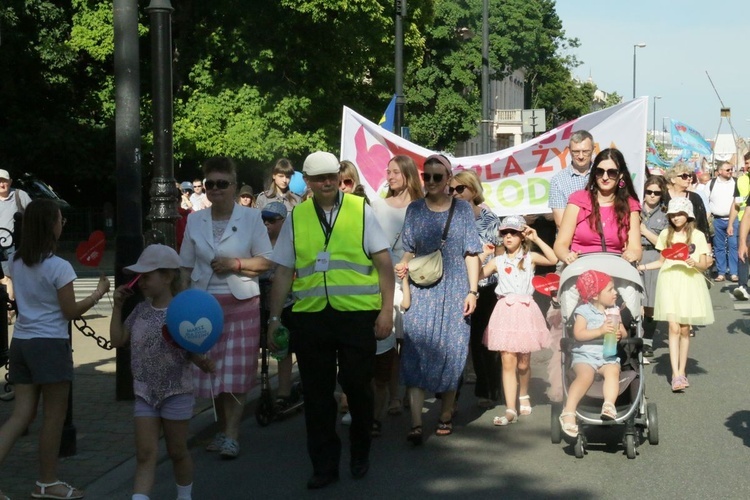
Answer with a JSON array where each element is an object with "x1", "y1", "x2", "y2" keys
[
  {"x1": 394, "y1": 0, "x2": 406, "y2": 137},
  {"x1": 113, "y1": 0, "x2": 142, "y2": 401},
  {"x1": 481, "y1": 0, "x2": 490, "y2": 153}
]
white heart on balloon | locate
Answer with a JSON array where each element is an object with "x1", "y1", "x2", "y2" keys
[{"x1": 178, "y1": 318, "x2": 213, "y2": 347}]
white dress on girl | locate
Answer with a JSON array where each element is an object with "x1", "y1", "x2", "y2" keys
[{"x1": 483, "y1": 252, "x2": 550, "y2": 352}]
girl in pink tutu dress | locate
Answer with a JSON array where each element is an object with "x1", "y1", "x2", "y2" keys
[{"x1": 480, "y1": 215, "x2": 558, "y2": 426}]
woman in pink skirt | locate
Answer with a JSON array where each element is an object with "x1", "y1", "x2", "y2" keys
[
  {"x1": 180, "y1": 157, "x2": 274, "y2": 458},
  {"x1": 480, "y1": 215, "x2": 558, "y2": 426}
]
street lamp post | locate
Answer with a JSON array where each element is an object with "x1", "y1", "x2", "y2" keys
[
  {"x1": 632, "y1": 42, "x2": 646, "y2": 99},
  {"x1": 653, "y1": 95, "x2": 662, "y2": 137},
  {"x1": 480, "y1": 0, "x2": 490, "y2": 154}
]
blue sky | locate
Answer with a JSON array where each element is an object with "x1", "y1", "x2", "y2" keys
[{"x1": 555, "y1": 0, "x2": 749, "y2": 140}]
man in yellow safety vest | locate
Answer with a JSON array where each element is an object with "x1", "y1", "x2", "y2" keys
[{"x1": 268, "y1": 151, "x2": 394, "y2": 489}]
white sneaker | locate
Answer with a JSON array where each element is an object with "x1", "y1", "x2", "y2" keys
[
  {"x1": 733, "y1": 286, "x2": 750, "y2": 300},
  {"x1": 341, "y1": 412, "x2": 352, "y2": 425}
]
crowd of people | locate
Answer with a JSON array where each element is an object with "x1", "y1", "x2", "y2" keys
[{"x1": 2, "y1": 133, "x2": 745, "y2": 498}]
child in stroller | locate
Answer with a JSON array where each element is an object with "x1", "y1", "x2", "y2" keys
[{"x1": 558, "y1": 270, "x2": 625, "y2": 438}]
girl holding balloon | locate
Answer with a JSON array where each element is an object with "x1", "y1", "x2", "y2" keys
[{"x1": 110, "y1": 244, "x2": 213, "y2": 500}]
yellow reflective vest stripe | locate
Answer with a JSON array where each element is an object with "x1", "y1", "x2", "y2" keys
[{"x1": 292, "y1": 194, "x2": 381, "y2": 312}]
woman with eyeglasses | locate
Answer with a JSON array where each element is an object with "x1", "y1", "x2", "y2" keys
[
  {"x1": 369, "y1": 155, "x2": 424, "y2": 419},
  {"x1": 394, "y1": 154, "x2": 481, "y2": 442},
  {"x1": 639, "y1": 175, "x2": 669, "y2": 357},
  {"x1": 554, "y1": 148, "x2": 642, "y2": 264},
  {"x1": 179, "y1": 157, "x2": 273, "y2": 459},
  {"x1": 449, "y1": 170, "x2": 503, "y2": 409},
  {"x1": 255, "y1": 158, "x2": 302, "y2": 212},
  {"x1": 664, "y1": 162, "x2": 711, "y2": 245}
]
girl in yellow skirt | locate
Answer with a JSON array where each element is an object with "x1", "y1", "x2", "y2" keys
[{"x1": 637, "y1": 197, "x2": 714, "y2": 392}]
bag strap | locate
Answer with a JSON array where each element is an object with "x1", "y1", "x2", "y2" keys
[
  {"x1": 596, "y1": 217, "x2": 607, "y2": 252},
  {"x1": 439, "y1": 198, "x2": 456, "y2": 249}
]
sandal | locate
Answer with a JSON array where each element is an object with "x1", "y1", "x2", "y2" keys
[
  {"x1": 205, "y1": 432, "x2": 227, "y2": 452},
  {"x1": 31, "y1": 480, "x2": 83, "y2": 499},
  {"x1": 600, "y1": 402, "x2": 617, "y2": 421},
  {"x1": 407, "y1": 425, "x2": 423, "y2": 445},
  {"x1": 519, "y1": 395, "x2": 533, "y2": 415},
  {"x1": 435, "y1": 419, "x2": 453, "y2": 436},
  {"x1": 371, "y1": 419, "x2": 382, "y2": 438},
  {"x1": 714, "y1": 275, "x2": 725, "y2": 282},
  {"x1": 682, "y1": 375, "x2": 690, "y2": 388},
  {"x1": 731, "y1": 275, "x2": 739, "y2": 282},
  {"x1": 493, "y1": 409, "x2": 518, "y2": 426},
  {"x1": 558, "y1": 411, "x2": 578, "y2": 438},
  {"x1": 387, "y1": 398, "x2": 403, "y2": 416},
  {"x1": 671, "y1": 376, "x2": 686, "y2": 392}
]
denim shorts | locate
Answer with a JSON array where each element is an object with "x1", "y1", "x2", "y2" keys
[
  {"x1": 571, "y1": 348, "x2": 619, "y2": 370},
  {"x1": 134, "y1": 393, "x2": 195, "y2": 420},
  {"x1": 8, "y1": 338, "x2": 73, "y2": 384}
]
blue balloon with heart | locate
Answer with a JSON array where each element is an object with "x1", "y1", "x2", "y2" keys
[{"x1": 166, "y1": 289, "x2": 224, "y2": 354}]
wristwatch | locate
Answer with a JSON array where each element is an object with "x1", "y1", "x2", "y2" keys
[
  {"x1": 468, "y1": 290, "x2": 479, "y2": 297},
  {"x1": 267, "y1": 316, "x2": 281, "y2": 324}
]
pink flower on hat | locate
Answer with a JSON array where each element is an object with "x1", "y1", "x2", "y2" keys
[{"x1": 575, "y1": 270, "x2": 612, "y2": 303}]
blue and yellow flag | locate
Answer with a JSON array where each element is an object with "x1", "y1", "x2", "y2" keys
[{"x1": 378, "y1": 95, "x2": 397, "y2": 132}]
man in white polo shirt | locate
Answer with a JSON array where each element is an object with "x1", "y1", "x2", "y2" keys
[{"x1": 708, "y1": 162, "x2": 738, "y2": 281}]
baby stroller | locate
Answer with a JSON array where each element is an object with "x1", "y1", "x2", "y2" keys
[{"x1": 549, "y1": 253, "x2": 658, "y2": 459}]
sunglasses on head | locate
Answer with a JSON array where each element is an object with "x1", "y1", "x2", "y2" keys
[
  {"x1": 204, "y1": 179, "x2": 234, "y2": 190},
  {"x1": 677, "y1": 173, "x2": 692, "y2": 180},
  {"x1": 644, "y1": 189, "x2": 662, "y2": 196},
  {"x1": 594, "y1": 167, "x2": 620, "y2": 179},
  {"x1": 421, "y1": 172, "x2": 444, "y2": 184},
  {"x1": 339, "y1": 178, "x2": 354, "y2": 188},
  {"x1": 448, "y1": 185, "x2": 469, "y2": 195}
]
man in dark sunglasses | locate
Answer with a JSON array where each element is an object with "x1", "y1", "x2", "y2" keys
[
  {"x1": 267, "y1": 151, "x2": 394, "y2": 489},
  {"x1": 548, "y1": 130, "x2": 595, "y2": 228},
  {"x1": 189, "y1": 178, "x2": 211, "y2": 211}
]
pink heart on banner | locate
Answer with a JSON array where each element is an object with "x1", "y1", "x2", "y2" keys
[{"x1": 354, "y1": 126, "x2": 391, "y2": 191}]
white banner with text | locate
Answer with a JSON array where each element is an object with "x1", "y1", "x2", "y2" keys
[{"x1": 340, "y1": 97, "x2": 647, "y2": 216}]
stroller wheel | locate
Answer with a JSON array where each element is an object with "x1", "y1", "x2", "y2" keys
[
  {"x1": 255, "y1": 398, "x2": 274, "y2": 427},
  {"x1": 625, "y1": 434, "x2": 636, "y2": 459},
  {"x1": 574, "y1": 435, "x2": 585, "y2": 459},
  {"x1": 646, "y1": 402, "x2": 659, "y2": 445},
  {"x1": 550, "y1": 403, "x2": 562, "y2": 444}
]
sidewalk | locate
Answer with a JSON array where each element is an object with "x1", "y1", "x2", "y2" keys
[{"x1": 0, "y1": 253, "x2": 284, "y2": 498}]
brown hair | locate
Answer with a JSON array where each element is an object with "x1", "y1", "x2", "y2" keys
[
  {"x1": 386, "y1": 155, "x2": 424, "y2": 201},
  {"x1": 14, "y1": 199, "x2": 60, "y2": 266}
]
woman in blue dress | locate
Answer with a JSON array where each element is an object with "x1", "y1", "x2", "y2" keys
[{"x1": 395, "y1": 154, "x2": 481, "y2": 443}]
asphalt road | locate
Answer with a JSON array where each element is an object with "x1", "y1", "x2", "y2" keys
[{"x1": 87, "y1": 281, "x2": 750, "y2": 499}]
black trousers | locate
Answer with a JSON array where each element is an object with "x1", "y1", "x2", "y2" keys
[
  {"x1": 290, "y1": 306, "x2": 377, "y2": 476},
  {"x1": 470, "y1": 284, "x2": 502, "y2": 402}
]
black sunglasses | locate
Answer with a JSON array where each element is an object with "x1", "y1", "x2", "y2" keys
[
  {"x1": 594, "y1": 167, "x2": 620, "y2": 179},
  {"x1": 677, "y1": 173, "x2": 692, "y2": 180},
  {"x1": 204, "y1": 179, "x2": 235, "y2": 190},
  {"x1": 421, "y1": 172, "x2": 444, "y2": 184},
  {"x1": 644, "y1": 189, "x2": 662, "y2": 196},
  {"x1": 262, "y1": 216, "x2": 283, "y2": 224},
  {"x1": 499, "y1": 229, "x2": 521, "y2": 236},
  {"x1": 448, "y1": 185, "x2": 469, "y2": 195}
]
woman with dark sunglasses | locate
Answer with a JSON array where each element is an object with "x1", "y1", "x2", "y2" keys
[
  {"x1": 179, "y1": 157, "x2": 273, "y2": 459},
  {"x1": 664, "y1": 162, "x2": 711, "y2": 246},
  {"x1": 639, "y1": 175, "x2": 669, "y2": 358},
  {"x1": 554, "y1": 148, "x2": 642, "y2": 264},
  {"x1": 394, "y1": 154, "x2": 482, "y2": 442},
  {"x1": 449, "y1": 170, "x2": 502, "y2": 409}
]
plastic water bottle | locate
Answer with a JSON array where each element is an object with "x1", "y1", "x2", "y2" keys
[
  {"x1": 603, "y1": 307, "x2": 620, "y2": 357},
  {"x1": 272, "y1": 325, "x2": 290, "y2": 361}
]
